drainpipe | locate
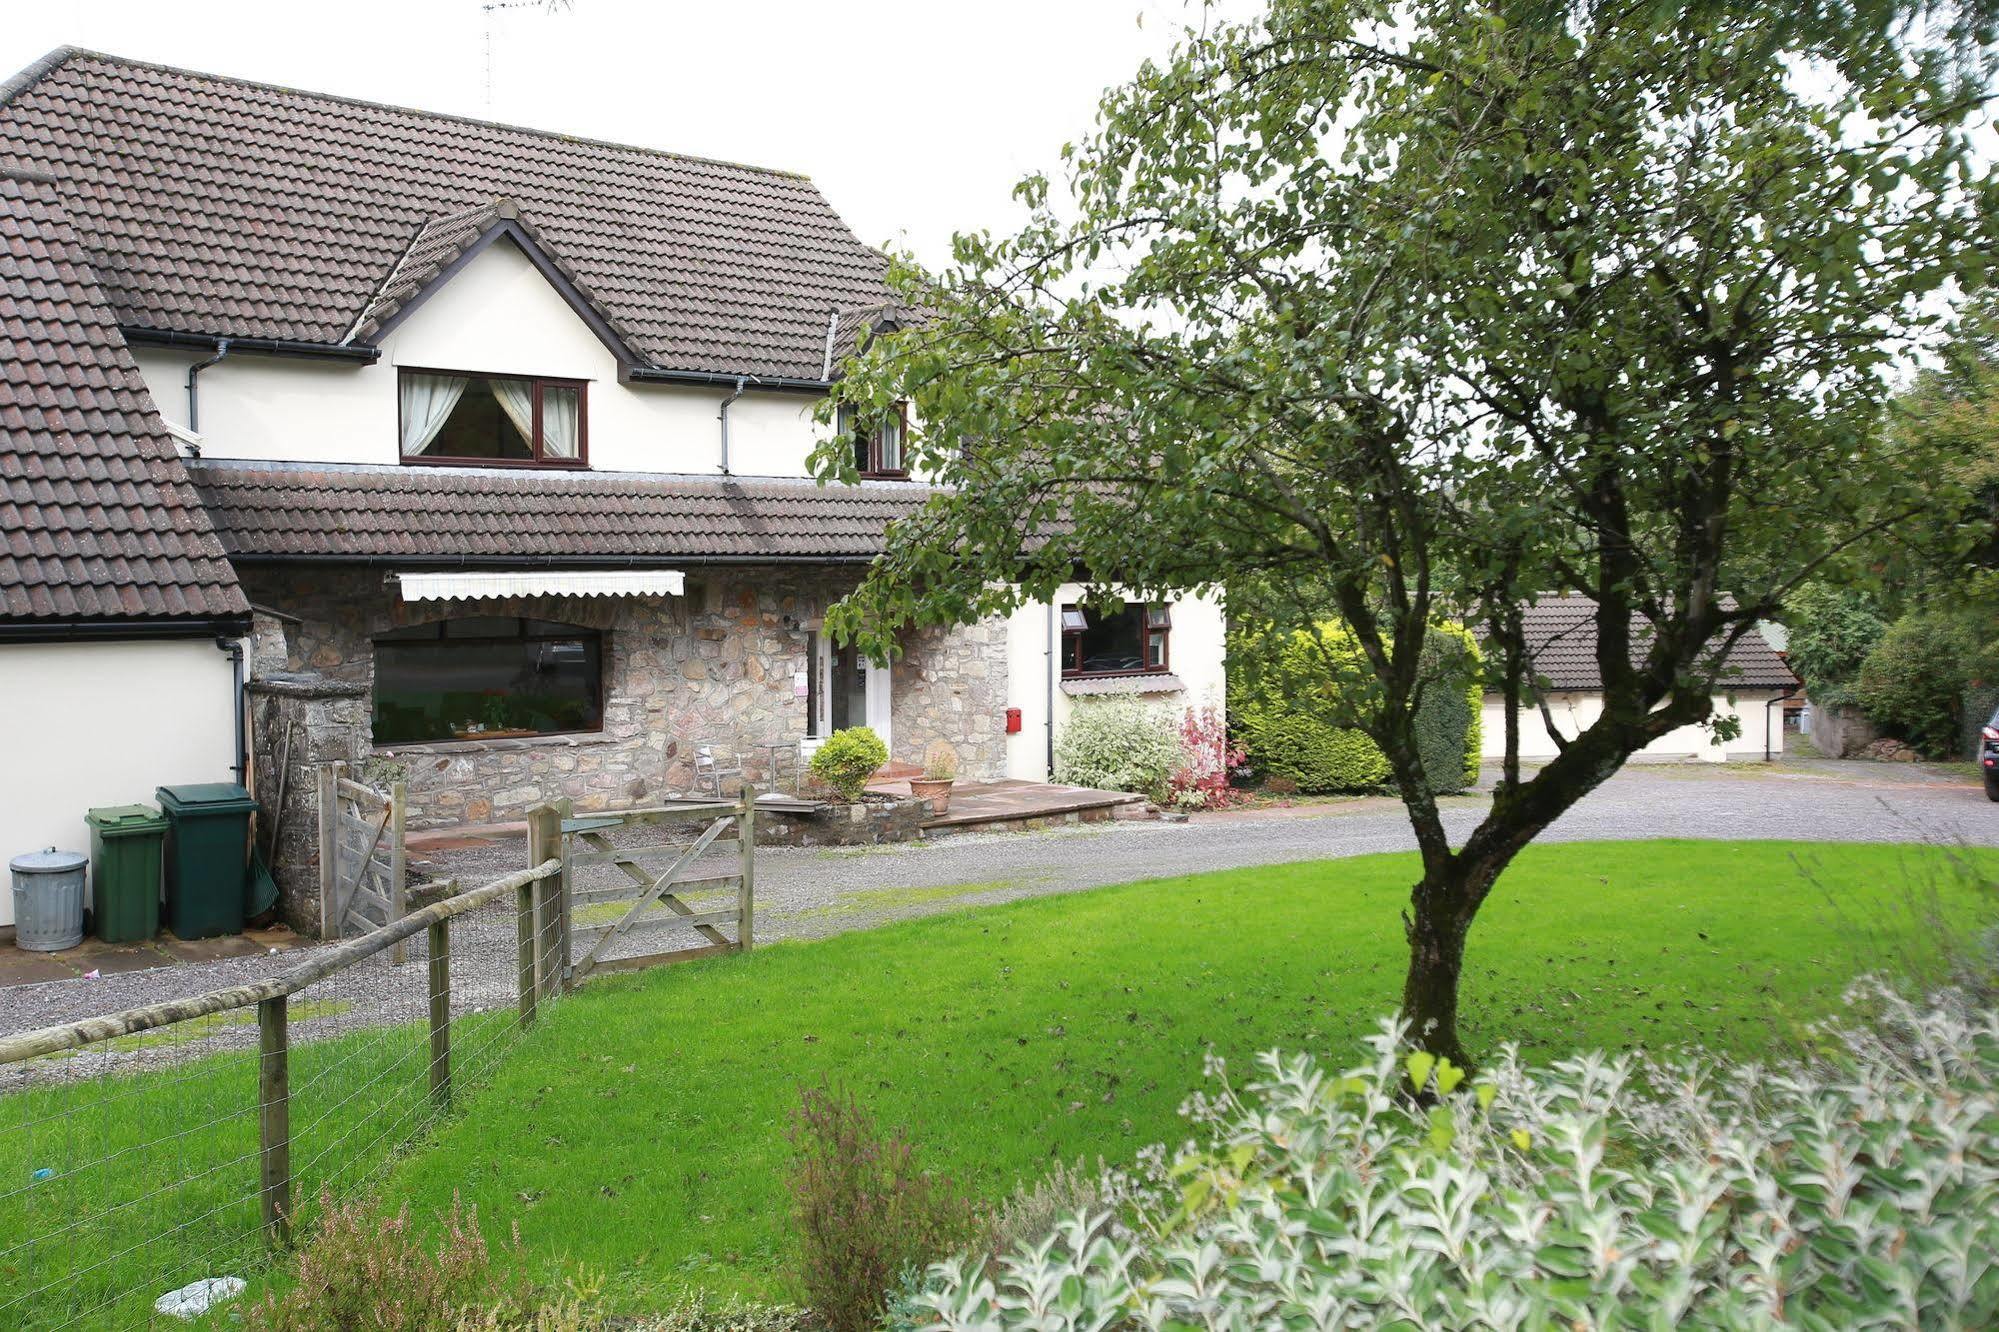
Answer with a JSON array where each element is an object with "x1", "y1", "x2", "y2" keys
[
  {"x1": 216, "y1": 636, "x2": 247, "y2": 786},
  {"x1": 185, "y1": 337, "x2": 231, "y2": 440},
  {"x1": 1046, "y1": 602, "x2": 1057, "y2": 779},
  {"x1": 717, "y1": 376, "x2": 748, "y2": 475}
]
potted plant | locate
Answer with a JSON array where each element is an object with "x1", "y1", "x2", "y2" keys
[{"x1": 910, "y1": 745, "x2": 959, "y2": 814}]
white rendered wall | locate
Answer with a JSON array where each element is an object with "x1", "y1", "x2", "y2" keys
[
  {"x1": 1004, "y1": 585, "x2": 1228, "y2": 782},
  {"x1": 0, "y1": 639, "x2": 239, "y2": 928},
  {"x1": 1479, "y1": 690, "x2": 1784, "y2": 764},
  {"x1": 130, "y1": 238, "x2": 828, "y2": 478}
]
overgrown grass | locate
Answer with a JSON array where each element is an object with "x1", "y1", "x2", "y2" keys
[{"x1": 387, "y1": 839, "x2": 1995, "y2": 1310}]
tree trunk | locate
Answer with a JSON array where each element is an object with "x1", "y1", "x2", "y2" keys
[{"x1": 1401, "y1": 902, "x2": 1471, "y2": 1066}]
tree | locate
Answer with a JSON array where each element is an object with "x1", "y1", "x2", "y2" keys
[{"x1": 818, "y1": 0, "x2": 1993, "y2": 1062}]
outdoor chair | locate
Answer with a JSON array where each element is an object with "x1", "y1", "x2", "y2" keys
[{"x1": 691, "y1": 740, "x2": 743, "y2": 798}]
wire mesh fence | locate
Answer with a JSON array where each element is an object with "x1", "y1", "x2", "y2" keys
[{"x1": 0, "y1": 855, "x2": 566, "y2": 1332}]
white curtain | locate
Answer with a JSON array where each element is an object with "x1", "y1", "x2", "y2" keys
[
  {"x1": 399, "y1": 373, "x2": 467, "y2": 455},
  {"x1": 489, "y1": 378, "x2": 536, "y2": 452},
  {"x1": 541, "y1": 386, "x2": 579, "y2": 460}
]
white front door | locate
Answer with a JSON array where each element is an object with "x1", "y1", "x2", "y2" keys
[{"x1": 810, "y1": 633, "x2": 892, "y2": 753}]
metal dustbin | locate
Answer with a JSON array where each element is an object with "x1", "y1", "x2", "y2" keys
[
  {"x1": 11, "y1": 849, "x2": 87, "y2": 952},
  {"x1": 156, "y1": 783, "x2": 258, "y2": 940},
  {"x1": 86, "y1": 805, "x2": 168, "y2": 944}
]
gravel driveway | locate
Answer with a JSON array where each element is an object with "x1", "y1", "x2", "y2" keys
[
  {"x1": 4, "y1": 757, "x2": 1991, "y2": 1044},
  {"x1": 431, "y1": 756, "x2": 1999, "y2": 944}
]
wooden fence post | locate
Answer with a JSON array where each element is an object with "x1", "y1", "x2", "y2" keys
[
  {"x1": 525, "y1": 804, "x2": 561, "y2": 1002},
  {"x1": 388, "y1": 780, "x2": 409, "y2": 965},
  {"x1": 315, "y1": 764, "x2": 339, "y2": 940},
  {"x1": 427, "y1": 918, "x2": 450, "y2": 1108},
  {"x1": 553, "y1": 798, "x2": 574, "y2": 993},
  {"x1": 257, "y1": 995, "x2": 291, "y2": 1246},
  {"x1": 515, "y1": 869, "x2": 537, "y2": 1030},
  {"x1": 738, "y1": 785, "x2": 756, "y2": 951}
]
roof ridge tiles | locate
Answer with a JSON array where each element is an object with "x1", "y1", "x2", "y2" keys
[{"x1": 6, "y1": 47, "x2": 819, "y2": 182}]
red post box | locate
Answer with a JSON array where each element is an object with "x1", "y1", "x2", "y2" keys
[{"x1": 1005, "y1": 706, "x2": 1023, "y2": 734}]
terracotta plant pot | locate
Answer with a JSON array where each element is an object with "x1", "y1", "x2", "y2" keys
[{"x1": 909, "y1": 776, "x2": 954, "y2": 814}]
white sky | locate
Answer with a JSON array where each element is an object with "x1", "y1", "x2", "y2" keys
[{"x1": 0, "y1": 0, "x2": 1252, "y2": 266}]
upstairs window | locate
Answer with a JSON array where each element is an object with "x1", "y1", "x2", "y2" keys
[
  {"x1": 400, "y1": 370, "x2": 586, "y2": 466},
  {"x1": 1061, "y1": 602, "x2": 1171, "y2": 676},
  {"x1": 372, "y1": 616, "x2": 603, "y2": 745},
  {"x1": 837, "y1": 401, "x2": 908, "y2": 478}
]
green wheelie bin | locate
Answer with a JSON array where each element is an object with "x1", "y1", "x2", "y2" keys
[
  {"x1": 84, "y1": 804, "x2": 168, "y2": 943},
  {"x1": 156, "y1": 783, "x2": 258, "y2": 939}
]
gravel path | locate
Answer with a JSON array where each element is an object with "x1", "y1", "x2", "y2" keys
[
  {"x1": 430, "y1": 756, "x2": 1998, "y2": 943},
  {"x1": 4, "y1": 758, "x2": 1990, "y2": 1048}
]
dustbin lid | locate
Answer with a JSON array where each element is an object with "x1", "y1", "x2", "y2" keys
[
  {"x1": 86, "y1": 804, "x2": 168, "y2": 833},
  {"x1": 156, "y1": 783, "x2": 257, "y2": 813},
  {"x1": 11, "y1": 848, "x2": 87, "y2": 875}
]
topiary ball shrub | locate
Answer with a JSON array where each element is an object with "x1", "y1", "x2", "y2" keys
[
  {"x1": 809, "y1": 726, "x2": 888, "y2": 802},
  {"x1": 913, "y1": 984, "x2": 1999, "y2": 1328},
  {"x1": 1053, "y1": 696, "x2": 1182, "y2": 798}
]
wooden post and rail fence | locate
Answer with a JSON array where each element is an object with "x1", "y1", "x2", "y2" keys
[{"x1": 0, "y1": 788, "x2": 757, "y2": 1248}]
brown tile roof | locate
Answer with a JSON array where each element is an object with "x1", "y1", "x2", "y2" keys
[
  {"x1": 1517, "y1": 596, "x2": 1795, "y2": 691},
  {"x1": 184, "y1": 459, "x2": 936, "y2": 563},
  {"x1": 0, "y1": 48, "x2": 897, "y2": 381},
  {"x1": 0, "y1": 169, "x2": 246, "y2": 625}
]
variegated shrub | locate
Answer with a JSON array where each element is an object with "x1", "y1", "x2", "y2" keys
[{"x1": 911, "y1": 982, "x2": 1999, "y2": 1329}]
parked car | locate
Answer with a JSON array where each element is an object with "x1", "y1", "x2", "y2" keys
[{"x1": 1984, "y1": 705, "x2": 1999, "y2": 801}]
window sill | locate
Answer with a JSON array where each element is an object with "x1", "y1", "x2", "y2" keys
[
  {"x1": 374, "y1": 730, "x2": 615, "y2": 756},
  {"x1": 1061, "y1": 673, "x2": 1185, "y2": 697}
]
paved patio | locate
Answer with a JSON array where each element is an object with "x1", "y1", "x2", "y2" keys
[{"x1": 866, "y1": 777, "x2": 1146, "y2": 832}]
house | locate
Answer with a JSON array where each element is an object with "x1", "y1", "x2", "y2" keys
[
  {"x1": 0, "y1": 49, "x2": 1225, "y2": 930},
  {"x1": 1482, "y1": 596, "x2": 1796, "y2": 764},
  {"x1": 0, "y1": 169, "x2": 249, "y2": 931}
]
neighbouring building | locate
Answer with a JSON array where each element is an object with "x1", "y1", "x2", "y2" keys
[
  {"x1": 1482, "y1": 596, "x2": 1797, "y2": 764},
  {"x1": 0, "y1": 49, "x2": 1226, "y2": 930},
  {"x1": 0, "y1": 170, "x2": 249, "y2": 931}
]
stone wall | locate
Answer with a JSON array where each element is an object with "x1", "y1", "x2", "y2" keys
[
  {"x1": 890, "y1": 616, "x2": 1009, "y2": 779},
  {"x1": 247, "y1": 671, "x2": 369, "y2": 932},
  {"x1": 238, "y1": 565, "x2": 1009, "y2": 841}
]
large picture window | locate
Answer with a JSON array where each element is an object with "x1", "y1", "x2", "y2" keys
[
  {"x1": 399, "y1": 369, "x2": 586, "y2": 466},
  {"x1": 1061, "y1": 602, "x2": 1170, "y2": 676},
  {"x1": 372, "y1": 617, "x2": 603, "y2": 745}
]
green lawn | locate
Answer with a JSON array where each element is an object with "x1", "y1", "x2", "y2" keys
[
  {"x1": 0, "y1": 1009, "x2": 525, "y2": 1332},
  {"x1": 384, "y1": 839, "x2": 1995, "y2": 1310}
]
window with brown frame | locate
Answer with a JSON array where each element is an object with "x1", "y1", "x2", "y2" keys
[
  {"x1": 399, "y1": 369, "x2": 587, "y2": 466},
  {"x1": 1061, "y1": 602, "x2": 1171, "y2": 676},
  {"x1": 837, "y1": 401, "x2": 908, "y2": 477}
]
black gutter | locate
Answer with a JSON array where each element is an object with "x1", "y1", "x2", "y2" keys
[
  {"x1": 224, "y1": 553, "x2": 884, "y2": 568},
  {"x1": 0, "y1": 616, "x2": 253, "y2": 645},
  {"x1": 122, "y1": 327, "x2": 381, "y2": 364},
  {"x1": 627, "y1": 366, "x2": 830, "y2": 394}
]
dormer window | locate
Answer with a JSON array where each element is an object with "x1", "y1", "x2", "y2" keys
[
  {"x1": 838, "y1": 402, "x2": 908, "y2": 478},
  {"x1": 400, "y1": 369, "x2": 587, "y2": 466}
]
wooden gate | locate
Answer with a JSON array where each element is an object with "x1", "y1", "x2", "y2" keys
[
  {"x1": 560, "y1": 788, "x2": 755, "y2": 984},
  {"x1": 316, "y1": 761, "x2": 408, "y2": 940}
]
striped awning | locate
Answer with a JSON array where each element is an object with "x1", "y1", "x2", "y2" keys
[{"x1": 396, "y1": 569, "x2": 685, "y2": 602}]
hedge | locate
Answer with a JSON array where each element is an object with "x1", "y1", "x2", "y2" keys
[{"x1": 1232, "y1": 620, "x2": 1482, "y2": 794}]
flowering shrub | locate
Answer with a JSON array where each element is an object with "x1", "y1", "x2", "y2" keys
[
  {"x1": 1167, "y1": 705, "x2": 1244, "y2": 810},
  {"x1": 1054, "y1": 697, "x2": 1182, "y2": 798},
  {"x1": 809, "y1": 726, "x2": 888, "y2": 801},
  {"x1": 912, "y1": 984, "x2": 1999, "y2": 1329}
]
